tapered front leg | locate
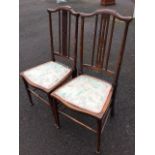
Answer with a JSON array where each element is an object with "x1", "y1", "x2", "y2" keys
[
  {"x1": 22, "y1": 77, "x2": 34, "y2": 106},
  {"x1": 111, "y1": 89, "x2": 117, "y2": 117},
  {"x1": 111, "y1": 101, "x2": 115, "y2": 117},
  {"x1": 96, "y1": 119, "x2": 102, "y2": 153},
  {"x1": 53, "y1": 99, "x2": 60, "y2": 128},
  {"x1": 110, "y1": 84, "x2": 117, "y2": 117},
  {"x1": 48, "y1": 96, "x2": 60, "y2": 128}
]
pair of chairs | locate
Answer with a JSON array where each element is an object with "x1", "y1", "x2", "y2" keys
[{"x1": 20, "y1": 6, "x2": 132, "y2": 153}]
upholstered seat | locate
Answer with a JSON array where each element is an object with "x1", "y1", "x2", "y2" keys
[
  {"x1": 52, "y1": 75, "x2": 112, "y2": 114},
  {"x1": 21, "y1": 61, "x2": 72, "y2": 92}
]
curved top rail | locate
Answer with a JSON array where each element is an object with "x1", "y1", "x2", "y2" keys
[
  {"x1": 47, "y1": 6, "x2": 132, "y2": 22},
  {"x1": 80, "y1": 9, "x2": 132, "y2": 22},
  {"x1": 47, "y1": 5, "x2": 79, "y2": 15}
]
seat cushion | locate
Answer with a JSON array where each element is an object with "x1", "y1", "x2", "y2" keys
[
  {"x1": 21, "y1": 61, "x2": 72, "y2": 92},
  {"x1": 52, "y1": 75, "x2": 112, "y2": 113}
]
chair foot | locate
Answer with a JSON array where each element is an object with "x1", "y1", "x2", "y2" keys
[
  {"x1": 54, "y1": 123, "x2": 61, "y2": 129},
  {"x1": 96, "y1": 150, "x2": 101, "y2": 154}
]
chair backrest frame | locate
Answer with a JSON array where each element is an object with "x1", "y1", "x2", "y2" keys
[
  {"x1": 79, "y1": 9, "x2": 132, "y2": 89},
  {"x1": 47, "y1": 6, "x2": 79, "y2": 75}
]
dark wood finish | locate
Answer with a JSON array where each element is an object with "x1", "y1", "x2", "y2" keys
[
  {"x1": 62, "y1": 10, "x2": 68, "y2": 56},
  {"x1": 72, "y1": 13, "x2": 79, "y2": 77},
  {"x1": 96, "y1": 14, "x2": 110, "y2": 68},
  {"x1": 22, "y1": 77, "x2": 34, "y2": 106},
  {"x1": 49, "y1": 97, "x2": 60, "y2": 128},
  {"x1": 20, "y1": 6, "x2": 79, "y2": 127},
  {"x1": 105, "y1": 16, "x2": 115, "y2": 70},
  {"x1": 68, "y1": 12, "x2": 71, "y2": 57},
  {"x1": 91, "y1": 15, "x2": 98, "y2": 65},
  {"x1": 112, "y1": 22, "x2": 130, "y2": 86},
  {"x1": 28, "y1": 88, "x2": 50, "y2": 106},
  {"x1": 58, "y1": 11, "x2": 62, "y2": 54},
  {"x1": 79, "y1": 11, "x2": 131, "y2": 152},
  {"x1": 59, "y1": 110, "x2": 97, "y2": 133},
  {"x1": 51, "y1": 8, "x2": 132, "y2": 153},
  {"x1": 79, "y1": 17, "x2": 84, "y2": 74},
  {"x1": 101, "y1": 107, "x2": 111, "y2": 133},
  {"x1": 47, "y1": 6, "x2": 79, "y2": 74},
  {"x1": 21, "y1": 6, "x2": 132, "y2": 153},
  {"x1": 96, "y1": 119, "x2": 102, "y2": 153},
  {"x1": 101, "y1": 0, "x2": 115, "y2": 6},
  {"x1": 79, "y1": 9, "x2": 132, "y2": 89},
  {"x1": 48, "y1": 12, "x2": 55, "y2": 61}
]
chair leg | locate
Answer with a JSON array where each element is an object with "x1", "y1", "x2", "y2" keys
[
  {"x1": 111, "y1": 87, "x2": 118, "y2": 117},
  {"x1": 22, "y1": 77, "x2": 34, "y2": 106},
  {"x1": 111, "y1": 92, "x2": 117, "y2": 117},
  {"x1": 72, "y1": 68, "x2": 77, "y2": 78},
  {"x1": 110, "y1": 99, "x2": 115, "y2": 117},
  {"x1": 96, "y1": 119, "x2": 102, "y2": 153},
  {"x1": 48, "y1": 96, "x2": 60, "y2": 128},
  {"x1": 53, "y1": 99, "x2": 60, "y2": 128}
]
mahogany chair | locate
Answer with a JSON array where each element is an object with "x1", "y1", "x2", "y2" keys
[
  {"x1": 51, "y1": 9, "x2": 132, "y2": 153},
  {"x1": 20, "y1": 6, "x2": 79, "y2": 126}
]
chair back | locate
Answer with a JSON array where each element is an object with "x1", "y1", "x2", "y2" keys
[
  {"x1": 79, "y1": 9, "x2": 132, "y2": 87},
  {"x1": 47, "y1": 6, "x2": 79, "y2": 75}
]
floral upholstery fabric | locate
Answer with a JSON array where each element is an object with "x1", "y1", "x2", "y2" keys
[
  {"x1": 22, "y1": 61, "x2": 71, "y2": 91},
  {"x1": 52, "y1": 75, "x2": 112, "y2": 113}
]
